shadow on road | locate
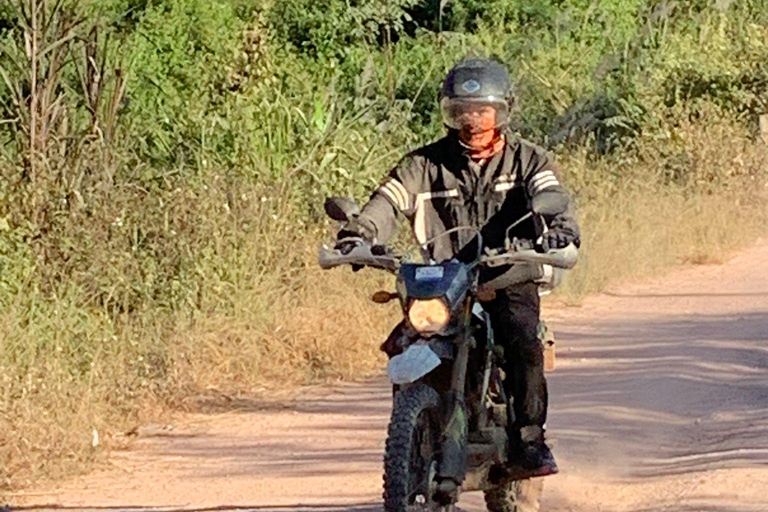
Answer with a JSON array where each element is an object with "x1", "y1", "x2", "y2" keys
[
  {"x1": 551, "y1": 311, "x2": 768, "y2": 479},
  {"x1": 111, "y1": 379, "x2": 392, "y2": 481},
  {"x1": 604, "y1": 291, "x2": 768, "y2": 299},
  {"x1": 186, "y1": 380, "x2": 393, "y2": 417}
]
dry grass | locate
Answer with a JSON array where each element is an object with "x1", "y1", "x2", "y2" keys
[
  {"x1": 557, "y1": 112, "x2": 768, "y2": 300},
  {"x1": 558, "y1": 190, "x2": 766, "y2": 301},
  {"x1": 0, "y1": 246, "x2": 400, "y2": 491},
  {"x1": 167, "y1": 262, "x2": 399, "y2": 393}
]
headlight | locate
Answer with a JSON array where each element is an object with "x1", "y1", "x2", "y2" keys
[{"x1": 408, "y1": 299, "x2": 450, "y2": 334}]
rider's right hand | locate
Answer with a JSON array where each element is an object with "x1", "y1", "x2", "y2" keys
[
  {"x1": 334, "y1": 238, "x2": 363, "y2": 255},
  {"x1": 334, "y1": 216, "x2": 379, "y2": 271},
  {"x1": 333, "y1": 237, "x2": 366, "y2": 271},
  {"x1": 336, "y1": 217, "x2": 376, "y2": 245}
]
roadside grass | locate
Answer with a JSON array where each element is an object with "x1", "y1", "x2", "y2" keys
[
  {"x1": 559, "y1": 189, "x2": 766, "y2": 301},
  {"x1": 167, "y1": 260, "x2": 398, "y2": 394}
]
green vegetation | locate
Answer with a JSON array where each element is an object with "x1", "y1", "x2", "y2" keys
[{"x1": 1, "y1": 0, "x2": 766, "y2": 490}]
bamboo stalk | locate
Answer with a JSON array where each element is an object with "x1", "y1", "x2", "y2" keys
[{"x1": 29, "y1": 0, "x2": 38, "y2": 180}]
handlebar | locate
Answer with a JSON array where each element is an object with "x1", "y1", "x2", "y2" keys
[
  {"x1": 317, "y1": 239, "x2": 578, "y2": 273},
  {"x1": 318, "y1": 241, "x2": 399, "y2": 273}
]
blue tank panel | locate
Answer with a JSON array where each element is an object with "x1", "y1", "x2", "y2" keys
[{"x1": 398, "y1": 261, "x2": 472, "y2": 305}]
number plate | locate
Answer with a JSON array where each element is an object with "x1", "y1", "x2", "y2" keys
[{"x1": 415, "y1": 266, "x2": 444, "y2": 281}]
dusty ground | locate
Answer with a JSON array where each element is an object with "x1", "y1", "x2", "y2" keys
[{"x1": 10, "y1": 241, "x2": 768, "y2": 512}]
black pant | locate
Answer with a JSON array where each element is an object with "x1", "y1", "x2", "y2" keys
[{"x1": 482, "y1": 282, "x2": 547, "y2": 444}]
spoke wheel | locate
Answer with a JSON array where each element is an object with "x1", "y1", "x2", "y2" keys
[{"x1": 384, "y1": 384, "x2": 450, "y2": 512}]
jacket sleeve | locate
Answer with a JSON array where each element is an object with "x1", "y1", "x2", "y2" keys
[
  {"x1": 523, "y1": 148, "x2": 581, "y2": 244},
  {"x1": 350, "y1": 156, "x2": 420, "y2": 244}
]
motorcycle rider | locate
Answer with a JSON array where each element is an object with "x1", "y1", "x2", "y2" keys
[{"x1": 336, "y1": 58, "x2": 580, "y2": 479}]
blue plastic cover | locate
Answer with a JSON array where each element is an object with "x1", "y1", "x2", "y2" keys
[{"x1": 398, "y1": 261, "x2": 471, "y2": 304}]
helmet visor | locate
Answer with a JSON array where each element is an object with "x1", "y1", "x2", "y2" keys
[{"x1": 440, "y1": 97, "x2": 509, "y2": 131}]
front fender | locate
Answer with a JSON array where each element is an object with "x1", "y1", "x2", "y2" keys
[{"x1": 387, "y1": 343, "x2": 442, "y2": 385}]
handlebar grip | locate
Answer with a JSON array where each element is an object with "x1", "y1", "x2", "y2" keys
[
  {"x1": 485, "y1": 243, "x2": 579, "y2": 269},
  {"x1": 317, "y1": 244, "x2": 399, "y2": 273}
]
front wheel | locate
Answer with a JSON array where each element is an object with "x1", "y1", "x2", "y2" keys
[
  {"x1": 384, "y1": 383, "x2": 449, "y2": 512},
  {"x1": 484, "y1": 478, "x2": 544, "y2": 512}
]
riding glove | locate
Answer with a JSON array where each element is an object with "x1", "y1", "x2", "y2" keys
[
  {"x1": 537, "y1": 227, "x2": 579, "y2": 253},
  {"x1": 336, "y1": 216, "x2": 377, "y2": 244},
  {"x1": 335, "y1": 216, "x2": 378, "y2": 269}
]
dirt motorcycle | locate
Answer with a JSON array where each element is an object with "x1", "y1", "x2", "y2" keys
[{"x1": 318, "y1": 193, "x2": 578, "y2": 512}]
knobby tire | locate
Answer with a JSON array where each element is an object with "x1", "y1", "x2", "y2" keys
[{"x1": 383, "y1": 383, "x2": 441, "y2": 512}]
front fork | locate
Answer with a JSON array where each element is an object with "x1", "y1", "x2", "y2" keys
[
  {"x1": 435, "y1": 312, "x2": 554, "y2": 488},
  {"x1": 437, "y1": 301, "x2": 473, "y2": 485}
]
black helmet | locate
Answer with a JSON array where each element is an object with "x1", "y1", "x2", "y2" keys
[{"x1": 439, "y1": 58, "x2": 513, "y2": 130}]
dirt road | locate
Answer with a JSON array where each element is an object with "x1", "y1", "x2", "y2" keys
[{"x1": 12, "y1": 241, "x2": 768, "y2": 512}]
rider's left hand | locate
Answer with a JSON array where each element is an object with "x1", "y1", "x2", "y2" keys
[{"x1": 537, "y1": 228, "x2": 578, "y2": 253}]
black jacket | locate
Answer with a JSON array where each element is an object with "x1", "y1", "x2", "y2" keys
[{"x1": 349, "y1": 132, "x2": 580, "y2": 285}]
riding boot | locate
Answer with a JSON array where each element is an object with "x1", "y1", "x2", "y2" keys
[{"x1": 507, "y1": 425, "x2": 558, "y2": 477}]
